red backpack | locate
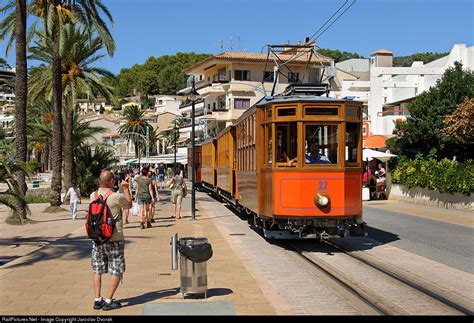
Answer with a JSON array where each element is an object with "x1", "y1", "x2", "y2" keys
[{"x1": 85, "y1": 191, "x2": 115, "y2": 244}]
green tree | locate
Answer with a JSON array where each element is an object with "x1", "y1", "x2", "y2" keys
[
  {"x1": 118, "y1": 105, "x2": 150, "y2": 158},
  {"x1": 115, "y1": 52, "x2": 211, "y2": 97},
  {"x1": 29, "y1": 24, "x2": 115, "y2": 191},
  {"x1": 0, "y1": 0, "x2": 29, "y2": 221},
  {"x1": 317, "y1": 48, "x2": 363, "y2": 62},
  {"x1": 387, "y1": 62, "x2": 474, "y2": 162},
  {"x1": 393, "y1": 52, "x2": 449, "y2": 67},
  {"x1": 0, "y1": 159, "x2": 30, "y2": 224}
]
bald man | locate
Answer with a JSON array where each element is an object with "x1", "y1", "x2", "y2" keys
[{"x1": 90, "y1": 170, "x2": 132, "y2": 311}]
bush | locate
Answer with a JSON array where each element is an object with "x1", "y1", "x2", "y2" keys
[
  {"x1": 26, "y1": 160, "x2": 41, "y2": 174},
  {"x1": 391, "y1": 157, "x2": 474, "y2": 195},
  {"x1": 25, "y1": 195, "x2": 50, "y2": 204}
]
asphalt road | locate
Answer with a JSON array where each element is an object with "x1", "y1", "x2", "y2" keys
[{"x1": 363, "y1": 206, "x2": 474, "y2": 274}]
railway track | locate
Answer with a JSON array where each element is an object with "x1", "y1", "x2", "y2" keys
[{"x1": 285, "y1": 240, "x2": 472, "y2": 316}]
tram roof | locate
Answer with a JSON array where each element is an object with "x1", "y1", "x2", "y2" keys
[{"x1": 256, "y1": 95, "x2": 360, "y2": 106}]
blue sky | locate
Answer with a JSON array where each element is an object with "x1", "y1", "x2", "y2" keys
[{"x1": 1, "y1": 0, "x2": 473, "y2": 74}]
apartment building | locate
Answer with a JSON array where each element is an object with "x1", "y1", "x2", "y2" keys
[
  {"x1": 178, "y1": 49, "x2": 332, "y2": 138},
  {"x1": 338, "y1": 44, "x2": 473, "y2": 147}
]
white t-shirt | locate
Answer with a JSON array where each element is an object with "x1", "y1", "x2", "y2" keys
[{"x1": 66, "y1": 187, "x2": 80, "y2": 203}]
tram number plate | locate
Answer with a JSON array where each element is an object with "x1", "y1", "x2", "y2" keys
[{"x1": 317, "y1": 180, "x2": 327, "y2": 191}]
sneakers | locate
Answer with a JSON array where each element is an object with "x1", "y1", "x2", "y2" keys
[
  {"x1": 140, "y1": 223, "x2": 145, "y2": 229},
  {"x1": 93, "y1": 299, "x2": 105, "y2": 310},
  {"x1": 102, "y1": 299, "x2": 122, "y2": 311},
  {"x1": 150, "y1": 219, "x2": 155, "y2": 223},
  {"x1": 146, "y1": 221, "x2": 152, "y2": 228}
]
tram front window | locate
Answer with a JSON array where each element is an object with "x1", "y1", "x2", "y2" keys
[
  {"x1": 305, "y1": 125, "x2": 338, "y2": 165},
  {"x1": 346, "y1": 123, "x2": 359, "y2": 163},
  {"x1": 276, "y1": 123, "x2": 297, "y2": 167}
]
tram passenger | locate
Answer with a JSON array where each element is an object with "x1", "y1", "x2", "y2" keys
[{"x1": 286, "y1": 139, "x2": 331, "y2": 166}]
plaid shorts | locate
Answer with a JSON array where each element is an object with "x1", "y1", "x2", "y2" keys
[{"x1": 91, "y1": 240, "x2": 125, "y2": 276}]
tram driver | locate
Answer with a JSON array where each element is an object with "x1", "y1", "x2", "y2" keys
[{"x1": 286, "y1": 138, "x2": 331, "y2": 166}]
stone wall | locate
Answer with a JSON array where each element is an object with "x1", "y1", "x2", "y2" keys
[{"x1": 388, "y1": 184, "x2": 473, "y2": 212}]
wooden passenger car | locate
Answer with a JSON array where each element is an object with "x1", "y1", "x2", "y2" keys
[
  {"x1": 253, "y1": 96, "x2": 364, "y2": 238},
  {"x1": 200, "y1": 138, "x2": 217, "y2": 190},
  {"x1": 196, "y1": 94, "x2": 364, "y2": 239},
  {"x1": 187, "y1": 144, "x2": 202, "y2": 186},
  {"x1": 215, "y1": 126, "x2": 236, "y2": 200}
]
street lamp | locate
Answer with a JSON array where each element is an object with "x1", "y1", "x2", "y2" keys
[
  {"x1": 173, "y1": 119, "x2": 177, "y2": 174},
  {"x1": 188, "y1": 76, "x2": 200, "y2": 221}
]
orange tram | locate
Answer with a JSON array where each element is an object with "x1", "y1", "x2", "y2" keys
[{"x1": 190, "y1": 95, "x2": 365, "y2": 240}]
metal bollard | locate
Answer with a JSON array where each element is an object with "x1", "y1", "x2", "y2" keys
[{"x1": 170, "y1": 233, "x2": 178, "y2": 270}]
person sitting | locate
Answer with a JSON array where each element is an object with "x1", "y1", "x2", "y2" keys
[{"x1": 305, "y1": 139, "x2": 331, "y2": 164}]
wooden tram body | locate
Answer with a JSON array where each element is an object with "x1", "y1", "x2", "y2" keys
[{"x1": 197, "y1": 95, "x2": 364, "y2": 239}]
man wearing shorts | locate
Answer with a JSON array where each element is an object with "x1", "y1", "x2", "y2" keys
[
  {"x1": 157, "y1": 162, "x2": 166, "y2": 189},
  {"x1": 90, "y1": 171, "x2": 132, "y2": 311}
]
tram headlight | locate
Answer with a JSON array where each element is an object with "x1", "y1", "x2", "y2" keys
[{"x1": 315, "y1": 193, "x2": 330, "y2": 207}]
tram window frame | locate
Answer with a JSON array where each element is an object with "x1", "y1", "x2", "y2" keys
[
  {"x1": 275, "y1": 122, "x2": 298, "y2": 168},
  {"x1": 304, "y1": 107, "x2": 339, "y2": 117},
  {"x1": 303, "y1": 123, "x2": 339, "y2": 166},
  {"x1": 276, "y1": 107, "x2": 296, "y2": 117},
  {"x1": 345, "y1": 123, "x2": 360, "y2": 166},
  {"x1": 346, "y1": 106, "x2": 360, "y2": 119},
  {"x1": 264, "y1": 124, "x2": 273, "y2": 166}
]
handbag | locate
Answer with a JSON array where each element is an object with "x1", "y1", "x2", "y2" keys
[{"x1": 166, "y1": 178, "x2": 175, "y2": 190}]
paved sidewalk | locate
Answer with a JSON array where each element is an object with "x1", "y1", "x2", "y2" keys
[
  {"x1": 364, "y1": 200, "x2": 473, "y2": 228},
  {"x1": 0, "y1": 188, "x2": 278, "y2": 316}
]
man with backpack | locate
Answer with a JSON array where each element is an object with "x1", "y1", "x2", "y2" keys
[{"x1": 87, "y1": 170, "x2": 132, "y2": 311}]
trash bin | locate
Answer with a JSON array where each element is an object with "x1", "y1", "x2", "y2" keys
[
  {"x1": 178, "y1": 237, "x2": 213, "y2": 298},
  {"x1": 32, "y1": 180, "x2": 40, "y2": 188}
]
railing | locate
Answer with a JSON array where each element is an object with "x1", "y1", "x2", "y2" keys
[
  {"x1": 377, "y1": 109, "x2": 410, "y2": 117},
  {"x1": 179, "y1": 98, "x2": 205, "y2": 109}
]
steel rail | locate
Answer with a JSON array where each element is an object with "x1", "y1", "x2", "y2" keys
[
  {"x1": 324, "y1": 240, "x2": 473, "y2": 316},
  {"x1": 285, "y1": 241, "x2": 389, "y2": 315}
]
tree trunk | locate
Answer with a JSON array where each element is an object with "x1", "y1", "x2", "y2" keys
[
  {"x1": 50, "y1": 7, "x2": 63, "y2": 207},
  {"x1": 14, "y1": 0, "x2": 28, "y2": 221},
  {"x1": 63, "y1": 97, "x2": 74, "y2": 190}
]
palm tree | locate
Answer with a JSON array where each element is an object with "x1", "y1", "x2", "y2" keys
[
  {"x1": 27, "y1": 100, "x2": 53, "y2": 172},
  {"x1": 118, "y1": 105, "x2": 150, "y2": 158},
  {"x1": 0, "y1": 0, "x2": 29, "y2": 220},
  {"x1": 0, "y1": 159, "x2": 30, "y2": 224},
  {"x1": 29, "y1": 25, "x2": 115, "y2": 189},
  {"x1": 158, "y1": 116, "x2": 190, "y2": 154}
]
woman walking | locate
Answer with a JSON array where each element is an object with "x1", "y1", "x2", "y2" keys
[
  {"x1": 149, "y1": 169, "x2": 160, "y2": 223},
  {"x1": 136, "y1": 167, "x2": 154, "y2": 229},
  {"x1": 168, "y1": 168, "x2": 185, "y2": 219},
  {"x1": 119, "y1": 170, "x2": 133, "y2": 224}
]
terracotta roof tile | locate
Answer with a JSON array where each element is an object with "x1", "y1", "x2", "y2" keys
[{"x1": 184, "y1": 51, "x2": 332, "y2": 73}]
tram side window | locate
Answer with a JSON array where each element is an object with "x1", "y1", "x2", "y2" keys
[
  {"x1": 346, "y1": 123, "x2": 359, "y2": 163},
  {"x1": 276, "y1": 123, "x2": 297, "y2": 166},
  {"x1": 265, "y1": 125, "x2": 273, "y2": 165},
  {"x1": 305, "y1": 125, "x2": 338, "y2": 165}
]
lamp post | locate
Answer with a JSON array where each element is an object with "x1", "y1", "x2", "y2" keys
[
  {"x1": 188, "y1": 76, "x2": 200, "y2": 221},
  {"x1": 173, "y1": 119, "x2": 177, "y2": 173}
]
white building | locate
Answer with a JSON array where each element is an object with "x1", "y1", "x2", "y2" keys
[
  {"x1": 153, "y1": 95, "x2": 185, "y2": 115},
  {"x1": 339, "y1": 44, "x2": 473, "y2": 146}
]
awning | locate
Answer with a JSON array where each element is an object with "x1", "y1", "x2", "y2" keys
[
  {"x1": 363, "y1": 148, "x2": 397, "y2": 163},
  {"x1": 364, "y1": 135, "x2": 388, "y2": 149}
]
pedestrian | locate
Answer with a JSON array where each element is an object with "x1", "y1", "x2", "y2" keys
[
  {"x1": 166, "y1": 166, "x2": 174, "y2": 183},
  {"x1": 136, "y1": 166, "x2": 155, "y2": 229},
  {"x1": 119, "y1": 170, "x2": 133, "y2": 225},
  {"x1": 149, "y1": 169, "x2": 160, "y2": 223},
  {"x1": 65, "y1": 184, "x2": 81, "y2": 220},
  {"x1": 167, "y1": 167, "x2": 185, "y2": 219},
  {"x1": 157, "y1": 162, "x2": 166, "y2": 189},
  {"x1": 90, "y1": 170, "x2": 132, "y2": 311}
]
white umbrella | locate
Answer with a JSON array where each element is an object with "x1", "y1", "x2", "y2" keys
[{"x1": 363, "y1": 148, "x2": 397, "y2": 163}]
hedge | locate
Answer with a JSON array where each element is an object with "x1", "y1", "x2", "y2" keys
[{"x1": 391, "y1": 158, "x2": 474, "y2": 196}]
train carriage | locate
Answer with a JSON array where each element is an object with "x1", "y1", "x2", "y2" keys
[
  {"x1": 195, "y1": 93, "x2": 364, "y2": 239},
  {"x1": 215, "y1": 126, "x2": 237, "y2": 201},
  {"x1": 253, "y1": 96, "x2": 364, "y2": 239},
  {"x1": 200, "y1": 138, "x2": 217, "y2": 191}
]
